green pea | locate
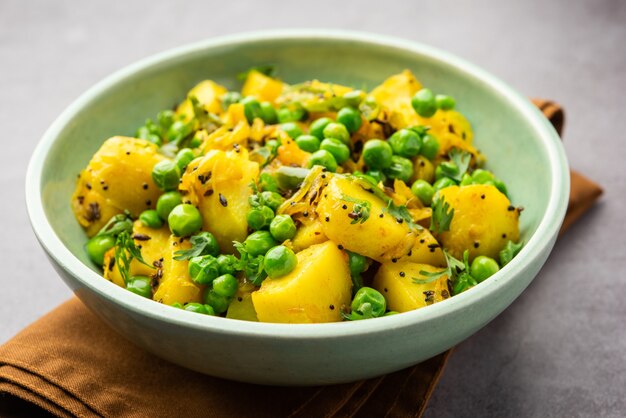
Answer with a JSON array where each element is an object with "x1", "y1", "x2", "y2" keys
[
  {"x1": 470, "y1": 256, "x2": 500, "y2": 282},
  {"x1": 269, "y1": 215, "x2": 297, "y2": 242},
  {"x1": 471, "y1": 169, "x2": 495, "y2": 184},
  {"x1": 168, "y1": 204, "x2": 203, "y2": 237},
  {"x1": 244, "y1": 231, "x2": 278, "y2": 257},
  {"x1": 343, "y1": 90, "x2": 366, "y2": 107},
  {"x1": 309, "y1": 117, "x2": 333, "y2": 140},
  {"x1": 152, "y1": 160, "x2": 181, "y2": 191},
  {"x1": 136, "y1": 126, "x2": 162, "y2": 146},
  {"x1": 388, "y1": 129, "x2": 422, "y2": 158},
  {"x1": 384, "y1": 156, "x2": 414, "y2": 183},
  {"x1": 337, "y1": 106, "x2": 362, "y2": 134},
  {"x1": 139, "y1": 209, "x2": 164, "y2": 229},
  {"x1": 189, "y1": 136, "x2": 203, "y2": 148},
  {"x1": 156, "y1": 191, "x2": 182, "y2": 220},
  {"x1": 185, "y1": 303, "x2": 216, "y2": 315},
  {"x1": 174, "y1": 148, "x2": 195, "y2": 171},
  {"x1": 259, "y1": 172, "x2": 279, "y2": 193},
  {"x1": 411, "y1": 180, "x2": 435, "y2": 206},
  {"x1": 433, "y1": 177, "x2": 457, "y2": 191},
  {"x1": 241, "y1": 96, "x2": 262, "y2": 123},
  {"x1": 420, "y1": 134, "x2": 440, "y2": 160},
  {"x1": 259, "y1": 102, "x2": 278, "y2": 124},
  {"x1": 171, "y1": 302, "x2": 183, "y2": 309},
  {"x1": 192, "y1": 231, "x2": 220, "y2": 257},
  {"x1": 260, "y1": 191, "x2": 285, "y2": 211},
  {"x1": 85, "y1": 234, "x2": 116, "y2": 266},
  {"x1": 280, "y1": 122, "x2": 303, "y2": 139},
  {"x1": 204, "y1": 289, "x2": 231, "y2": 314},
  {"x1": 320, "y1": 138, "x2": 350, "y2": 164},
  {"x1": 295, "y1": 134, "x2": 321, "y2": 153},
  {"x1": 459, "y1": 173, "x2": 473, "y2": 186},
  {"x1": 307, "y1": 150, "x2": 338, "y2": 172},
  {"x1": 277, "y1": 104, "x2": 307, "y2": 122},
  {"x1": 188, "y1": 255, "x2": 220, "y2": 285},
  {"x1": 212, "y1": 274, "x2": 239, "y2": 297},
  {"x1": 263, "y1": 245, "x2": 297, "y2": 279},
  {"x1": 247, "y1": 205, "x2": 275, "y2": 231},
  {"x1": 365, "y1": 170, "x2": 386, "y2": 184},
  {"x1": 384, "y1": 311, "x2": 400, "y2": 316},
  {"x1": 157, "y1": 110, "x2": 176, "y2": 130},
  {"x1": 436, "y1": 94, "x2": 456, "y2": 110},
  {"x1": 126, "y1": 276, "x2": 152, "y2": 298},
  {"x1": 221, "y1": 91, "x2": 242, "y2": 108},
  {"x1": 217, "y1": 254, "x2": 240, "y2": 276},
  {"x1": 351, "y1": 287, "x2": 386, "y2": 319},
  {"x1": 435, "y1": 161, "x2": 460, "y2": 180},
  {"x1": 411, "y1": 88, "x2": 438, "y2": 118},
  {"x1": 348, "y1": 251, "x2": 367, "y2": 291},
  {"x1": 322, "y1": 122, "x2": 351, "y2": 145},
  {"x1": 166, "y1": 120, "x2": 193, "y2": 143},
  {"x1": 494, "y1": 178, "x2": 508, "y2": 196},
  {"x1": 363, "y1": 139, "x2": 393, "y2": 169}
]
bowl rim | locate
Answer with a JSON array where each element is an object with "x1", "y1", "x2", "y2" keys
[{"x1": 25, "y1": 29, "x2": 570, "y2": 339}]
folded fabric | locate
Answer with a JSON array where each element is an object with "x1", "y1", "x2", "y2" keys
[{"x1": 0, "y1": 101, "x2": 602, "y2": 418}]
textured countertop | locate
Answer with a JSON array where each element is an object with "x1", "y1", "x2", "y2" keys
[{"x1": 1, "y1": 0, "x2": 624, "y2": 416}]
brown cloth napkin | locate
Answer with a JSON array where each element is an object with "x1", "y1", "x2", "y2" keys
[{"x1": 0, "y1": 101, "x2": 602, "y2": 418}]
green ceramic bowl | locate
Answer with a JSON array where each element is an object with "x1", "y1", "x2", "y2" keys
[{"x1": 26, "y1": 30, "x2": 569, "y2": 385}]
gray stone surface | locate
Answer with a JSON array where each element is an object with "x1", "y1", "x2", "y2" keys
[{"x1": 1, "y1": 0, "x2": 624, "y2": 416}]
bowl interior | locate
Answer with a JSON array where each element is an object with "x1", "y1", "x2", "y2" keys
[{"x1": 39, "y1": 34, "x2": 556, "y2": 276}]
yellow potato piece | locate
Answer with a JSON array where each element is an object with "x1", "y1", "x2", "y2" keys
[
  {"x1": 252, "y1": 241, "x2": 352, "y2": 323},
  {"x1": 438, "y1": 185, "x2": 520, "y2": 260},
  {"x1": 291, "y1": 219, "x2": 328, "y2": 252},
  {"x1": 71, "y1": 136, "x2": 164, "y2": 236},
  {"x1": 226, "y1": 283, "x2": 258, "y2": 322},
  {"x1": 373, "y1": 263, "x2": 450, "y2": 312},
  {"x1": 316, "y1": 176, "x2": 445, "y2": 266},
  {"x1": 411, "y1": 156, "x2": 435, "y2": 184},
  {"x1": 103, "y1": 221, "x2": 171, "y2": 288},
  {"x1": 176, "y1": 80, "x2": 228, "y2": 121},
  {"x1": 241, "y1": 70, "x2": 284, "y2": 102},
  {"x1": 370, "y1": 70, "x2": 422, "y2": 130},
  {"x1": 152, "y1": 236, "x2": 205, "y2": 305},
  {"x1": 180, "y1": 149, "x2": 259, "y2": 253}
]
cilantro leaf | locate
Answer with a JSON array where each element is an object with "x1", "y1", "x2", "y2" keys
[
  {"x1": 385, "y1": 201, "x2": 423, "y2": 231},
  {"x1": 114, "y1": 231, "x2": 153, "y2": 285},
  {"x1": 341, "y1": 195, "x2": 372, "y2": 224},
  {"x1": 173, "y1": 234, "x2": 215, "y2": 261},
  {"x1": 448, "y1": 148, "x2": 472, "y2": 182},
  {"x1": 430, "y1": 197, "x2": 454, "y2": 234},
  {"x1": 233, "y1": 241, "x2": 267, "y2": 286},
  {"x1": 94, "y1": 212, "x2": 133, "y2": 238},
  {"x1": 413, "y1": 250, "x2": 474, "y2": 296},
  {"x1": 499, "y1": 240, "x2": 524, "y2": 266}
]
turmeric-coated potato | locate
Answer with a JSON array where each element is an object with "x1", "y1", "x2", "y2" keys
[
  {"x1": 71, "y1": 136, "x2": 164, "y2": 236},
  {"x1": 180, "y1": 149, "x2": 259, "y2": 253},
  {"x1": 316, "y1": 176, "x2": 445, "y2": 266},
  {"x1": 437, "y1": 184, "x2": 520, "y2": 260},
  {"x1": 103, "y1": 220, "x2": 170, "y2": 288},
  {"x1": 176, "y1": 80, "x2": 228, "y2": 121},
  {"x1": 373, "y1": 262, "x2": 450, "y2": 312},
  {"x1": 241, "y1": 70, "x2": 284, "y2": 103},
  {"x1": 152, "y1": 236, "x2": 205, "y2": 305},
  {"x1": 370, "y1": 70, "x2": 422, "y2": 129},
  {"x1": 251, "y1": 241, "x2": 352, "y2": 323}
]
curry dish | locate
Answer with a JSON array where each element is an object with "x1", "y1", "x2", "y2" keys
[{"x1": 71, "y1": 68, "x2": 523, "y2": 323}]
